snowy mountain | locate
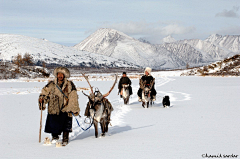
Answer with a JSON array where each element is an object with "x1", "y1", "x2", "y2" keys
[
  {"x1": 157, "y1": 42, "x2": 203, "y2": 66},
  {"x1": 177, "y1": 34, "x2": 240, "y2": 62},
  {"x1": 74, "y1": 28, "x2": 180, "y2": 69},
  {"x1": 0, "y1": 34, "x2": 140, "y2": 69},
  {"x1": 205, "y1": 34, "x2": 240, "y2": 52},
  {"x1": 1, "y1": 31, "x2": 239, "y2": 70},
  {"x1": 74, "y1": 28, "x2": 240, "y2": 69},
  {"x1": 162, "y1": 35, "x2": 176, "y2": 43},
  {"x1": 138, "y1": 38, "x2": 151, "y2": 44}
]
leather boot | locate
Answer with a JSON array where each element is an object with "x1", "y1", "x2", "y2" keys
[{"x1": 62, "y1": 132, "x2": 69, "y2": 146}]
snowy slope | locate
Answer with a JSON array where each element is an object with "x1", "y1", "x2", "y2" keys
[
  {"x1": 0, "y1": 34, "x2": 140, "y2": 68},
  {"x1": 158, "y1": 42, "x2": 204, "y2": 66},
  {"x1": 74, "y1": 28, "x2": 240, "y2": 69},
  {"x1": 0, "y1": 74, "x2": 239, "y2": 159},
  {"x1": 205, "y1": 34, "x2": 240, "y2": 53},
  {"x1": 182, "y1": 54, "x2": 240, "y2": 76},
  {"x1": 178, "y1": 34, "x2": 240, "y2": 61},
  {"x1": 74, "y1": 28, "x2": 177, "y2": 69},
  {"x1": 0, "y1": 61, "x2": 50, "y2": 79}
]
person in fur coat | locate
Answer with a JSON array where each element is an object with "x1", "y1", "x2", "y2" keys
[
  {"x1": 38, "y1": 67, "x2": 80, "y2": 146},
  {"x1": 118, "y1": 72, "x2": 133, "y2": 97},
  {"x1": 137, "y1": 67, "x2": 157, "y2": 101}
]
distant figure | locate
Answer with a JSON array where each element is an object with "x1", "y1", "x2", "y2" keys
[
  {"x1": 118, "y1": 72, "x2": 133, "y2": 97},
  {"x1": 137, "y1": 67, "x2": 157, "y2": 101},
  {"x1": 38, "y1": 67, "x2": 80, "y2": 146}
]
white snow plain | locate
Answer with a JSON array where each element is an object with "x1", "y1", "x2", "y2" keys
[{"x1": 0, "y1": 72, "x2": 239, "y2": 159}]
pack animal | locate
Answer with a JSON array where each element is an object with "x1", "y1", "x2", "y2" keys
[
  {"x1": 139, "y1": 78, "x2": 155, "y2": 108},
  {"x1": 82, "y1": 74, "x2": 117, "y2": 138},
  {"x1": 121, "y1": 84, "x2": 130, "y2": 104}
]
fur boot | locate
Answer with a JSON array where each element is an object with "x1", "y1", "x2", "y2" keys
[{"x1": 62, "y1": 132, "x2": 69, "y2": 146}]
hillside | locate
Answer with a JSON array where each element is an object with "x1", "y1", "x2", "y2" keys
[
  {"x1": 181, "y1": 54, "x2": 240, "y2": 76},
  {"x1": 0, "y1": 34, "x2": 140, "y2": 69},
  {"x1": 0, "y1": 61, "x2": 50, "y2": 79}
]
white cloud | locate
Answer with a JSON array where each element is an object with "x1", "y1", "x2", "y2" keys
[
  {"x1": 96, "y1": 21, "x2": 196, "y2": 43},
  {"x1": 161, "y1": 24, "x2": 196, "y2": 36},
  {"x1": 215, "y1": 6, "x2": 240, "y2": 18},
  {"x1": 215, "y1": 25, "x2": 240, "y2": 35}
]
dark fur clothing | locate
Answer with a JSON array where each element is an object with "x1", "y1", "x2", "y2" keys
[
  {"x1": 118, "y1": 77, "x2": 131, "y2": 89},
  {"x1": 137, "y1": 75, "x2": 157, "y2": 98},
  {"x1": 141, "y1": 75, "x2": 154, "y2": 85},
  {"x1": 118, "y1": 76, "x2": 133, "y2": 95}
]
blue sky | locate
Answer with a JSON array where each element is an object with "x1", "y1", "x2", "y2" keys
[{"x1": 1, "y1": 0, "x2": 239, "y2": 46}]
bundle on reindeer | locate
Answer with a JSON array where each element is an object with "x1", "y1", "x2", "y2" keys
[{"x1": 82, "y1": 73, "x2": 117, "y2": 138}]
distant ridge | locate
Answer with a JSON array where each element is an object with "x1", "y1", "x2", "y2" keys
[
  {"x1": 1, "y1": 29, "x2": 239, "y2": 70},
  {"x1": 0, "y1": 34, "x2": 140, "y2": 69},
  {"x1": 75, "y1": 28, "x2": 240, "y2": 69}
]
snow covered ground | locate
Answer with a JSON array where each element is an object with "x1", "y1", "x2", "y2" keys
[{"x1": 0, "y1": 72, "x2": 239, "y2": 159}]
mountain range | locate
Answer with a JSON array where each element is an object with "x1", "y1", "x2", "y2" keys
[
  {"x1": 74, "y1": 28, "x2": 240, "y2": 69},
  {"x1": 1, "y1": 28, "x2": 239, "y2": 70},
  {"x1": 0, "y1": 34, "x2": 139, "y2": 69}
]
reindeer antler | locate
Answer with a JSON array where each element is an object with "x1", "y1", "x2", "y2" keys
[
  {"x1": 139, "y1": 79, "x2": 146, "y2": 89},
  {"x1": 81, "y1": 73, "x2": 93, "y2": 94},
  {"x1": 103, "y1": 74, "x2": 118, "y2": 98},
  {"x1": 149, "y1": 78, "x2": 155, "y2": 90},
  {"x1": 82, "y1": 91, "x2": 89, "y2": 97}
]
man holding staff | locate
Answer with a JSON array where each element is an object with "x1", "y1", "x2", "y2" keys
[{"x1": 38, "y1": 67, "x2": 80, "y2": 146}]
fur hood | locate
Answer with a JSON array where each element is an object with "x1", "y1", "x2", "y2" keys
[
  {"x1": 53, "y1": 67, "x2": 70, "y2": 78},
  {"x1": 144, "y1": 67, "x2": 152, "y2": 75}
]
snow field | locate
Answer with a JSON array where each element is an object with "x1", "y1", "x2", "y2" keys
[{"x1": 0, "y1": 74, "x2": 239, "y2": 159}]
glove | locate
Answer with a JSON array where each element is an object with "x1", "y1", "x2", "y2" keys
[
  {"x1": 39, "y1": 103, "x2": 46, "y2": 110},
  {"x1": 72, "y1": 112, "x2": 79, "y2": 116}
]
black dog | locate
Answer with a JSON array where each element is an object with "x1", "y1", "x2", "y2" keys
[{"x1": 162, "y1": 96, "x2": 170, "y2": 108}]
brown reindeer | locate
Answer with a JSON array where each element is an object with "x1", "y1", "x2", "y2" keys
[
  {"x1": 139, "y1": 78, "x2": 155, "y2": 108},
  {"x1": 82, "y1": 73, "x2": 117, "y2": 138}
]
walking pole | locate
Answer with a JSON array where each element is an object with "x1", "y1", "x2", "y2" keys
[{"x1": 39, "y1": 102, "x2": 43, "y2": 143}]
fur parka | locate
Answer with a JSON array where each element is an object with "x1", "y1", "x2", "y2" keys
[{"x1": 39, "y1": 78, "x2": 80, "y2": 117}]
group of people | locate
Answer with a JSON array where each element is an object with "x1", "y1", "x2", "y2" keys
[
  {"x1": 118, "y1": 67, "x2": 157, "y2": 101},
  {"x1": 38, "y1": 66, "x2": 156, "y2": 146}
]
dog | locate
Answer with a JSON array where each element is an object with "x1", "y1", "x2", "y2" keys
[{"x1": 162, "y1": 96, "x2": 170, "y2": 108}]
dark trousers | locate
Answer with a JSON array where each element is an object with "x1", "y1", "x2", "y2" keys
[{"x1": 45, "y1": 112, "x2": 72, "y2": 135}]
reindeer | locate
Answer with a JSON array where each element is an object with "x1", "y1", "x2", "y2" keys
[
  {"x1": 121, "y1": 84, "x2": 130, "y2": 105},
  {"x1": 139, "y1": 78, "x2": 155, "y2": 108},
  {"x1": 82, "y1": 73, "x2": 117, "y2": 138}
]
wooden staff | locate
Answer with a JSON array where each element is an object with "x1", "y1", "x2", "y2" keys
[{"x1": 39, "y1": 102, "x2": 43, "y2": 143}]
